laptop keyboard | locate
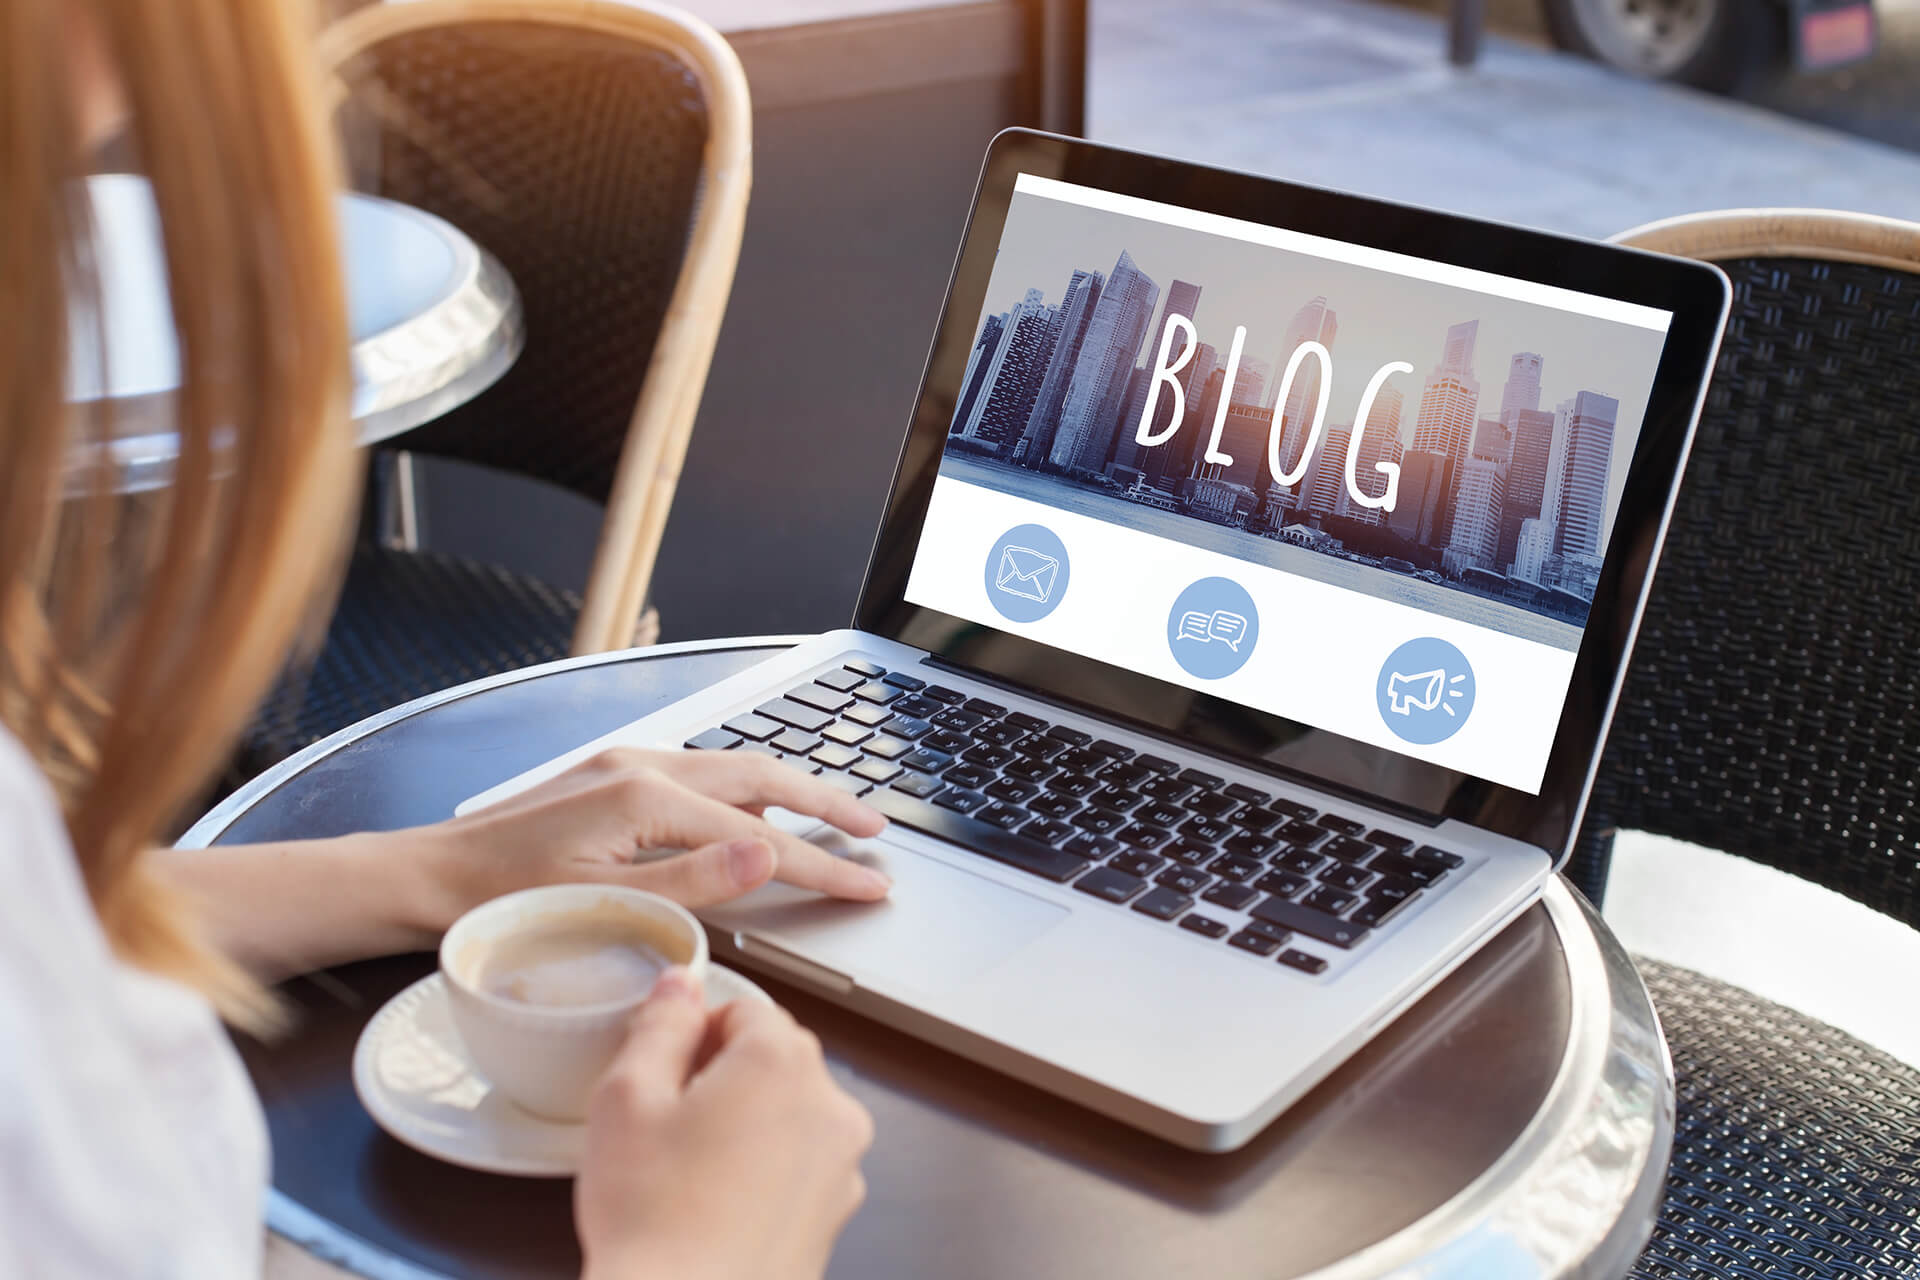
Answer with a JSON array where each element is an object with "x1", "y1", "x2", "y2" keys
[{"x1": 686, "y1": 659, "x2": 1467, "y2": 975}]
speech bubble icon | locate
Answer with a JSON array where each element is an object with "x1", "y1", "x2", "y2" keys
[
  {"x1": 1177, "y1": 611, "x2": 1213, "y2": 644},
  {"x1": 1206, "y1": 611, "x2": 1248, "y2": 651}
]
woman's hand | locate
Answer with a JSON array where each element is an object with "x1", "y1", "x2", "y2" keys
[
  {"x1": 576, "y1": 969, "x2": 872, "y2": 1280},
  {"x1": 418, "y1": 748, "x2": 892, "y2": 929}
]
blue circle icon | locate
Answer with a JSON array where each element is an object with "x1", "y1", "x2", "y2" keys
[
  {"x1": 985, "y1": 524, "x2": 1071, "y2": 623},
  {"x1": 1166, "y1": 578, "x2": 1260, "y2": 679},
  {"x1": 1376, "y1": 637, "x2": 1476, "y2": 744}
]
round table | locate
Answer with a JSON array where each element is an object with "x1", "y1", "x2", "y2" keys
[
  {"x1": 68, "y1": 173, "x2": 522, "y2": 493},
  {"x1": 181, "y1": 638, "x2": 1675, "y2": 1280}
]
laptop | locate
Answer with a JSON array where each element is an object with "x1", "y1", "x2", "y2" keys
[{"x1": 461, "y1": 130, "x2": 1730, "y2": 1151}]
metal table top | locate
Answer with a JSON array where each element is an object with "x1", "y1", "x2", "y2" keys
[
  {"x1": 182, "y1": 638, "x2": 1673, "y2": 1280},
  {"x1": 69, "y1": 173, "x2": 522, "y2": 493}
]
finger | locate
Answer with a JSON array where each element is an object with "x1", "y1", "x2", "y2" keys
[
  {"x1": 652, "y1": 783, "x2": 892, "y2": 902},
  {"x1": 596, "y1": 967, "x2": 709, "y2": 1110},
  {"x1": 618, "y1": 836, "x2": 777, "y2": 908},
  {"x1": 665, "y1": 752, "x2": 888, "y2": 839}
]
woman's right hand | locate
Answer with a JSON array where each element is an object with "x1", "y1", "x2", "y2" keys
[{"x1": 576, "y1": 969, "x2": 874, "y2": 1280}]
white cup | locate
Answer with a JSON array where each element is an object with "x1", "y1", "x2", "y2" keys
[{"x1": 439, "y1": 883, "x2": 709, "y2": 1122}]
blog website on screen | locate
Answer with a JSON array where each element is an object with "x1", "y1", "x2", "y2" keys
[{"x1": 903, "y1": 175, "x2": 1673, "y2": 794}]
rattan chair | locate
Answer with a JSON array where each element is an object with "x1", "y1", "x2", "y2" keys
[
  {"x1": 1573, "y1": 209, "x2": 1920, "y2": 1279},
  {"x1": 244, "y1": 0, "x2": 750, "y2": 767}
]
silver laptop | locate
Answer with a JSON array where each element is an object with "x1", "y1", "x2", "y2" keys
[{"x1": 461, "y1": 131, "x2": 1730, "y2": 1151}]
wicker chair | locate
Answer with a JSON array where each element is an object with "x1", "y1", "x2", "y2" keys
[
  {"x1": 1573, "y1": 210, "x2": 1920, "y2": 1279},
  {"x1": 244, "y1": 0, "x2": 750, "y2": 767}
]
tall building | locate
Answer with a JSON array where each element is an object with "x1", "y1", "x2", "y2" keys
[
  {"x1": 1552, "y1": 391, "x2": 1619, "y2": 559},
  {"x1": 1233, "y1": 356, "x2": 1270, "y2": 410},
  {"x1": 1151, "y1": 280, "x2": 1202, "y2": 359},
  {"x1": 1409, "y1": 319, "x2": 1483, "y2": 545},
  {"x1": 1143, "y1": 342, "x2": 1217, "y2": 489},
  {"x1": 1496, "y1": 407, "x2": 1555, "y2": 570},
  {"x1": 1271, "y1": 296, "x2": 1340, "y2": 488},
  {"x1": 1050, "y1": 250, "x2": 1160, "y2": 472},
  {"x1": 1339, "y1": 391, "x2": 1404, "y2": 523},
  {"x1": 1446, "y1": 457, "x2": 1506, "y2": 572},
  {"x1": 1016, "y1": 267, "x2": 1103, "y2": 467},
  {"x1": 1304, "y1": 422, "x2": 1353, "y2": 517},
  {"x1": 1209, "y1": 401, "x2": 1276, "y2": 492},
  {"x1": 951, "y1": 312, "x2": 1004, "y2": 435},
  {"x1": 1387, "y1": 451, "x2": 1454, "y2": 545},
  {"x1": 1105, "y1": 363, "x2": 1154, "y2": 473},
  {"x1": 1471, "y1": 416, "x2": 1511, "y2": 465},
  {"x1": 957, "y1": 289, "x2": 1058, "y2": 448},
  {"x1": 1499, "y1": 352, "x2": 1543, "y2": 424},
  {"x1": 1541, "y1": 397, "x2": 1573, "y2": 533},
  {"x1": 1512, "y1": 517, "x2": 1553, "y2": 584}
]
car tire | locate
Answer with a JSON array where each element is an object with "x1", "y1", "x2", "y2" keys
[{"x1": 1541, "y1": 0, "x2": 1784, "y2": 93}]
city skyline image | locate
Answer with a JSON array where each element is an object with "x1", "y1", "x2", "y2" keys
[{"x1": 942, "y1": 190, "x2": 1672, "y2": 638}]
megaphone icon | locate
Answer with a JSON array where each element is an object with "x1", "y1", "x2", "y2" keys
[{"x1": 1386, "y1": 668, "x2": 1447, "y2": 715}]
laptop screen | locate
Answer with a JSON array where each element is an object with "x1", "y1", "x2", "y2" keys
[{"x1": 901, "y1": 173, "x2": 1673, "y2": 796}]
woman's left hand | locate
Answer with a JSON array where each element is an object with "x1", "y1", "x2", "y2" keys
[{"x1": 412, "y1": 747, "x2": 893, "y2": 931}]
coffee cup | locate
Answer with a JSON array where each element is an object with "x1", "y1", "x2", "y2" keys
[{"x1": 439, "y1": 883, "x2": 709, "y2": 1121}]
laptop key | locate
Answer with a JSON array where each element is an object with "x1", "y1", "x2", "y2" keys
[
  {"x1": 1279, "y1": 949, "x2": 1328, "y2": 975},
  {"x1": 1250, "y1": 897, "x2": 1370, "y2": 949},
  {"x1": 933, "y1": 787, "x2": 987, "y2": 815},
  {"x1": 1179, "y1": 815, "x2": 1234, "y2": 844},
  {"x1": 942, "y1": 764, "x2": 994, "y2": 791},
  {"x1": 1074, "y1": 866, "x2": 1146, "y2": 904},
  {"x1": 859, "y1": 788, "x2": 1091, "y2": 883},
  {"x1": 815, "y1": 669, "x2": 866, "y2": 692},
  {"x1": 899, "y1": 747, "x2": 949, "y2": 772},
  {"x1": 1203, "y1": 882, "x2": 1258, "y2": 911},
  {"x1": 851, "y1": 759, "x2": 904, "y2": 785},
  {"x1": 1179, "y1": 914, "x2": 1230, "y2": 939},
  {"x1": 1367, "y1": 829, "x2": 1414, "y2": 853},
  {"x1": 1303, "y1": 885, "x2": 1359, "y2": 915},
  {"x1": 881, "y1": 671, "x2": 926, "y2": 691},
  {"x1": 1108, "y1": 849, "x2": 1164, "y2": 877},
  {"x1": 771, "y1": 729, "x2": 824, "y2": 755},
  {"x1": 724, "y1": 713, "x2": 783, "y2": 741},
  {"x1": 1228, "y1": 930, "x2": 1282, "y2": 957},
  {"x1": 1047, "y1": 725, "x2": 1093, "y2": 747},
  {"x1": 1255, "y1": 870, "x2": 1309, "y2": 898},
  {"x1": 817, "y1": 771, "x2": 872, "y2": 797},
  {"x1": 1319, "y1": 863, "x2": 1375, "y2": 893},
  {"x1": 890, "y1": 772, "x2": 943, "y2": 799},
  {"x1": 1225, "y1": 783, "x2": 1271, "y2": 805},
  {"x1": 1091, "y1": 786, "x2": 1143, "y2": 814},
  {"x1": 1224, "y1": 832, "x2": 1279, "y2": 860},
  {"x1": 1030, "y1": 792, "x2": 1082, "y2": 819},
  {"x1": 1178, "y1": 768, "x2": 1224, "y2": 790},
  {"x1": 1244, "y1": 918, "x2": 1292, "y2": 945},
  {"x1": 1137, "y1": 801, "x2": 1186, "y2": 829},
  {"x1": 844, "y1": 704, "x2": 893, "y2": 728},
  {"x1": 1005, "y1": 711, "x2": 1048, "y2": 732},
  {"x1": 789, "y1": 684, "x2": 854, "y2": 714},
  {"x1": 975, "y1": 722, "x2": 1026, "y2": 747},
  {"x1": 1114, "y1": 824, "x2": 1171, "y2": 852},
  {"x1": 1371, "y1": 852, "x2": 1446, "y2": 885},
  {"x1": 1051, "y1": 773, "x2": 1103, "y2": 799},
  {"x1": 963, "y1": 697, "x2": 1006, "y2": 718},
  {"x1": 1090, "y1": 739, "x2": 1134, "y2": 760},
  {"x1": 924, "y1": 729, "x2": 971, "y2": 754},
  {"x1": 923, "y1": 684, "x2": 967, "y2": 705},
  {"x1": 822, "y1": 721, "x2": 873, "y2": 747},
  {"x1": 893, "y1": 695, "x2": 942, "y2": 719},
  {"x1": 1132, "y1": 888, "x2": 1191, "y2": 921},
  {"x1": 1277, "y1": 820, "x2": 1331, "y2": 848},
  {"x1": 1005, "y1": 756, "x2": 1059, "y2": 784},
  {"x1": 962, "y1": 742, "x2": 1016, "y2": 769},
  {"x1": 685, "y1": 728, "x2": 740, "y2": 751},
  {"x1": 756, "y1": 699, "x2": 833, "y2": 733},
  {"x1": 811, "y1": 743, "x2": 864, "y2": 769},
  {"x1": 1055, "y1": 747, "x2": 1105, "y2": 773},
  {"x1": 1322, "y1": 836, "x2": 1378, "y2": 863},
  {"x1": 888, "y1": 717, "x2": 934, "y2": 741},
  {"x1": 1099, "y1": 762, "x2": 1152, "y2": 789},
  {"x1": 987, "y1": 778, "x2": 1040, "y2": 804},
  {"x1": 738, "y1": 742, "x2": 784, "y2": 761},
  {"x1": 1208, "y1": 853, "x2": 1263, "y2": 883},
  {"x1": 843, "y1": 659, "x2": 886, "y2": 678},
  {"x1": 977, "y1": 802, "x2": 1028, "y2": 831},
  {"x1": 1275, "y1": 848, "x2": 1326, "y2": 875},
  {"x1": 1164, "y1": 840, "x2": 1216, "y2": 867},
  {"x1": 852, "y1": 681, "x2": 901, "y2": 705},
  {"x1": 1233, "y1": 806, "x2": 1288, "y2": 835},
  {"x1": 1136, "y1": 753, "x2": 1179, "y2": 774},
  {"x1": 1187, "y1": 791, "x2": 1241, "y2": 820},
  {"x1": 1318, "y1": 815, "x2": 1366, "y2": 837},
  {"x1": 1063, "y1": 833, "x2": 1117, "y2": 860},
  {"x1": 1266, "y1": 798, "x2": 1315, "y2": 820},
  {"x1": 1020, "y1": 816, "x2": 1076, "y2": 846},
  {"x1": 1141, "y1": 776, "x2": 1196, "y2": 804},
  {"x1": 1370, "y1": 874, "x2": 1420, "y2": 903},
  {"x1": 1413, "y1": 844, "x2": 1466, "y2": 869},
  {"x1": 1157, "y1": 866, "x2": 1211, "y2": 895},
  {"x1": 1017, "y1": 735, "x2": 1070, "y2": 762},
  {"x1": 1351, "y1": 892, "x2": 1420, "y2": 928},
  {"x1": 1071, "y1": 807, "x2": 1126, "y2": 836}
]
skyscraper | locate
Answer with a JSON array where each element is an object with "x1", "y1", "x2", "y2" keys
[
  {"x1": 957, "y1": 289, "x2": 1059, "y2": 449},
  {"x1": 1016, "y1": 267, "x2": 1103, "y2": 467},
  {"x1": 1210, "y1": 401, "x2": 1275, "y2": 493},
  {"x1": 1271, "y1": 296, "x2": 1339, "y2": 489},
  {"x1": 1304, "y1": 422, "x2": 1353, "y2": 517},
  {"x1": 1471, "y1": 416, "x2": 1511, "y2": 465},
  {"x1": 1496, "y1": 407, "x2": 1555, "y2": 570},
  {"x1": 1233, "y1": 356, "x2": 1270, "y2": 410},
  {"x1": 1106, "y1": 363, "x2": 1154, "y2": 474},
  {"x1": 1499, "y1": 352, "x2": 1543, "y2": 424},
  {"x1": 1387, "y1": 451, "x2": 1454, "y2": 545},
  {"x1": 1446, "y1": 457, "x2": 1506, "y2": 572},
  {"x1": 1409, "y1": 319, "x2": 1483, "y2": 545},
  {"x1": 1512, "y1": 518, "x2": 1553, "y2": 584},
  {"x1": 1051, "y1": 250, "x2": 1160, "y2": 473},
  {"x1": 1552, "y1": 391, "x2": 1619, "y2": 559},
  {"x1": 951, "y1": 313, "x2": 1005, "y2": 435},
  {"x1": 1340, "y1": 387, "x2": 1404, "y2": 523},
  {"x1": 1152, "y1": 280, "x2": 1203, "y2": 358},
  {"x1": 1142, "y1": 341, "x2": 1217, "y2": 489}
]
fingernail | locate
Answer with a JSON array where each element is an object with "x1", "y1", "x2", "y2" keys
[
  {"x1": 860, "y1": 865, "x2": 893, "y2": 892},
  {"x1": 726, "y1": 836, "x2": 771, "y2": 885},
  {"x1": 652, "y1": 966, "x2": 700, "y2": 1001}
]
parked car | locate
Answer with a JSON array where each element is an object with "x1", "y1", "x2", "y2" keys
[{"x1": 1540, "y1": 0, "x2": 1877, "y2": 90}]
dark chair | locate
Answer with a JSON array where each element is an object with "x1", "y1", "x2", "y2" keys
[
  {"x1": 1576, "y1": 209, "x2": 1920, "y2": 1278},
  {"x1": 244, "y1": 0, "x2": 751, "y2": 767}
]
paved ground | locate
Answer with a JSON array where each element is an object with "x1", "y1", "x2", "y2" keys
[{"x1": 1089, "y1": 0, "x2": 1920, "y2": 239}]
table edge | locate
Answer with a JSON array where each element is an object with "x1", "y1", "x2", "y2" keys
[{"x1": 196, "y1": 637, "x2": 1673, "y2": 1280}]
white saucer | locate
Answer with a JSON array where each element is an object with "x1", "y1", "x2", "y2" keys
[{"x1": 353, "y1": 965, "x2": 771, "y2": 1177}]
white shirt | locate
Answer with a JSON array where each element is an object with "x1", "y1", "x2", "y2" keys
[{"x1": 0, "y1": 727, "x2": 267, "y2": 1279}]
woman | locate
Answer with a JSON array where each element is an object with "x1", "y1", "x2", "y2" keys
[{"x1": 3, "y1": 2, "x2": 888, "y2": 1276}]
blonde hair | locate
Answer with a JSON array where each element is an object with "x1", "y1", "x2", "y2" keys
[{"x1": 0, "y1": 0, "x2": 357, "y2": 1027}]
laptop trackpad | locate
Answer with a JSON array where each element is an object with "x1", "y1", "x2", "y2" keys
[{"x1": 703, "y1": 825, "x2": 1069, "y2": 994}]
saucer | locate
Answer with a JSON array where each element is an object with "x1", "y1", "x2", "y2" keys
[{"x1": 353, "y1": 964, "x2": 771, "y2": 1177}]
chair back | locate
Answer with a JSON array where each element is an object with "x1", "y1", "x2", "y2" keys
[
  {"x1": 319, "y1": 1, "x2": 750, "y2": 651},
  {"x1": 1570, "y1": 210, "x2": 1920, "y2": 930}
]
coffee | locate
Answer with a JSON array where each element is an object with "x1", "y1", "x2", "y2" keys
[{"x1": 478, "y1": 917, "x2": 672, "y2": 1007}]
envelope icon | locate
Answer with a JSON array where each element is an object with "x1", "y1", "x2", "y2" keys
[{"x1": 995, "y1": 545, "x2": 1058, "y2": 604}]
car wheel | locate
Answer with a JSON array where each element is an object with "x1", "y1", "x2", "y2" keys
[{"x1": 1541, "y1": 0, "x2": 1783, "y2": 92}]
